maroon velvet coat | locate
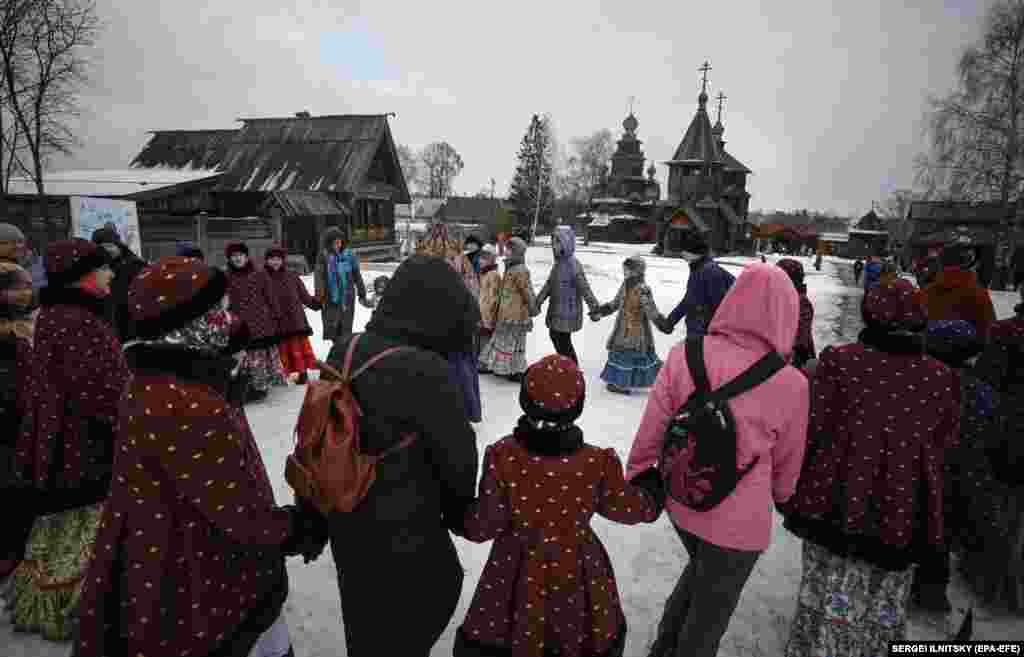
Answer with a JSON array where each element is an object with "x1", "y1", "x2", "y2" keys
[
  {"x1": 75, "y1": 344, "x2": 292, "y2": 657},
  {"x1": 456, "y1": 424, "x2": 659, "y2": 657},
  {"x1": 224, "y1": 263, "x2": 282, "y2": 349},
  {"x1": 784, "y1": 340, "x2": 960, "y2": 570},
  {"x1": 264, "y1": 266, "x2": 319, "y2": 340},
  {"x1": 16, "y1": 286, "x2": 129, "y2": 509}
]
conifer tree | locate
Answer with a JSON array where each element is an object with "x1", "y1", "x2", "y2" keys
[{"x1": 509, "y1": 114, "x2": 555, "y2": 241}]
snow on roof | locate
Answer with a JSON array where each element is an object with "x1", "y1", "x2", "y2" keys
[
  {"x1": 818, "y1": 232, "x2": 849, "y2": 242},
  {"x1": 5, "y1": 167, "x2": 222, "y2": 197}
]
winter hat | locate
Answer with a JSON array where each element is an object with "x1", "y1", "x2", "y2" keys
[
  {"x1": 129, "y1": 255, "x2": 229, "y2": 340},
  {"x1": 464, "y1": 235, "x2": 483, "y2": 252},
  {"x1": 861, "y1": 279, "x2": 926, "y2": 332},
  {"x1": 225, "y1": 241, "x2": 249, "y2": 258},
  {"x1": 519, "y1": 354, "x2": 586, "y2": 424},
  {"x1": 91, "y1": 225, "x2": 121, "y2": 246},
  {"x1": 941, "y1": 244, "x2": 977, "y2": 270},
  {"x1": 265, "y1": 244, "x2": 287, "y2": 260},
  {"x1": 175, "y1": 241, "x2": 204, "y2": 259},
  {"x1": 507, "y1": 237, "x2": 527, "y2": 258},
  {"x1": 623, "y1": 256, "x2": 646, "y2": 279},
  {"x1": 776, "y1": 258, "x2": 805, "y2": 292},
  {"x1": 0, "y1": 223, "x2": 26, "y2": 242},
  {"x1": 372, "y1": 275, "x2": 389, "y2": 293},
  {"x1": 925, "y1": 320, "x2": 984, "y2": 367},
  {"x1": 45, "y1": 238, "x2": 111, "y2": 289}
]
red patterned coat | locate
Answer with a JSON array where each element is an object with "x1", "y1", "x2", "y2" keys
[
  {"x1": 455, "y1": 421, "x2": 661, "y2": 657},
  {"x1": 16, "y1": 286, "x2": 129, "y2": 512},
  {"x1": 224, "y1": 262, "x2": 283, "y2": 348},
  {"x1": 265, "y1": 266, "x2": 320, "y2": 340},
  {"x1": 784, "y1": 338, "x2": 961, "y2": 570},
  {"x1": 75, "y1": 344, "x2": 293, "y2": 657}
]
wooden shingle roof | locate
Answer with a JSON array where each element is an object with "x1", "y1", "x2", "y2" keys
[{"x1": 131, "y1": 130, "x2": 236, "y2": 171}]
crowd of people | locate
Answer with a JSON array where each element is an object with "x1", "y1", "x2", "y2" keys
[{"x1": 0, "y1": 218, "x2": 1022, "y2": 657}]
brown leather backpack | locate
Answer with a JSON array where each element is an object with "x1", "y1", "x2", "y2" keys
[{"x1": 285, "y1": 333, "x2": 416, "y2": 514}]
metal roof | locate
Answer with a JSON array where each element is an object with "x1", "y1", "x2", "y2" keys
[
  {"x1": 5, "y1": 168, "x2": 223, "y2": 197},
  {"x1": 131, "y1": 130, "x2": 236, "y2": 170},
  {"x1": 666, "y1": 102, "x2": 721, "y2": 165}
]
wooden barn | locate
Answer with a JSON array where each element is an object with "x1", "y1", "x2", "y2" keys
[{"x1": 130, "y1": 113, "x2": 411, "y2": 265}]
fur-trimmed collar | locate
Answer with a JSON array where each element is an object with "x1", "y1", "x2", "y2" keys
[
  {"x1": 512, "y1": 416, "x2": 585, "y2": 456},
  {"x1": 858, "y1": 326, "x2": 925, "y2": 354},
  {"x1": 124, "y1": 343, "x2": 235, "y2": 396},
  {"x1": 38, "y1": 285, "x2": 108, "y2": 318}
]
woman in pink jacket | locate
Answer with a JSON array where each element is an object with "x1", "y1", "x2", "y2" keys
[{"x1": 626, "y1": 263, "x2": 810, "y2": 657}]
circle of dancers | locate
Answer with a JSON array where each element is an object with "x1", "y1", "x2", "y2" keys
[{"x1": 0, "y1": 219, "x2": 1021, "y2": 657}]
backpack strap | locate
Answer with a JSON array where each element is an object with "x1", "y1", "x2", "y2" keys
[
  {"x1": 685, "y1": 337, "x2": 711, "y2": 393},
  {"x1": 708, "y1": 351, "x2": 786, "y2": 403},
  {"x1": 339, "y1": 332, "x2": 363, "y2": 381}
]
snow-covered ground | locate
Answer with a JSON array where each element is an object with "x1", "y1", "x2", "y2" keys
[{"x1": 4, "y1": 243, "x2": 1023, "y2": 656}]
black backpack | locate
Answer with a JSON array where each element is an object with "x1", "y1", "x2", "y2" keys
[{"x1": 660, "y1": 337, "x2": 785, "y2": 511}]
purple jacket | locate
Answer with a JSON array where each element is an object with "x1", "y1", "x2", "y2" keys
[{"x1": 666, "y1": 256, "x2": 735, "y2": 335}]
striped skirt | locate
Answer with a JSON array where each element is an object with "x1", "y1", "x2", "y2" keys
[{"x1": 479, "y1": 321, "x2": 530, "y2": 376}]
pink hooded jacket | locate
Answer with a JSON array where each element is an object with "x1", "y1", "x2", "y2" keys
[{"x1": 626, "y1": 263, "x2": 810, "y2": 551}]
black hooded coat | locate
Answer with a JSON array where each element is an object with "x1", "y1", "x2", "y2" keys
[{"x1": 312, "y1": 255, "x2": 480, "y2": 656}]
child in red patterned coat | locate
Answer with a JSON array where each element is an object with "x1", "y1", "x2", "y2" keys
[{"x1": 453, "y1": 354, "x2": 664, "y2": 657}]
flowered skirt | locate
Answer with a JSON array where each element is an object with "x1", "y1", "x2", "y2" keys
[
  {"x1": 784, "y1": 541, "x2": 914, "y2": 657},
  {"x1": 242, "y1": 347, "x2": 287, "y2": 391},
  {"x1": 248, "y1": 612, "x2": 293, "y2": 657},
  {"x1": 479, "y1": 321, "x2": 530, "y2": 376},
  {"x1": 278, "y1": 335, "x2": 318, "y2": 376},
  {"x1": 959, "y1": 487, "x2": 1024, "y2": 612},
  {"x1": 3, "y1": 503, "x2": 104, "y2": 641},
  {"x1": 600, "y1": 349, "x2": 662, "y2": 389}
]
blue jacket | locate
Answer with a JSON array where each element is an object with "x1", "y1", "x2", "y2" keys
[
  {"x1": 666, "y1": 257, "x2": 736, "y2": 336},
  {"x1": 863, "y1": 261, "x2": 883, "y2": 291}
]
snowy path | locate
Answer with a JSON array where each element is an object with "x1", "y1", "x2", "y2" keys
[{"x1": 4, "y1": 245, "x2": 1023, "y2": 656}]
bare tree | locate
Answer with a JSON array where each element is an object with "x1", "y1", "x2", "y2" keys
[
  {"x1": 916, "y1": 0, "x2": 1024, "y2": 270},
  {"x1": 0, "y1": 69, "x2": 31, "y2": 193},
  {"x1": 395, "y1": 142, "x2": 421, "y2": 196},
  {"x1": 419, "y1": 141, "x2": 463, "y2": 199},
  {"x1": 0, "y1": 0, "x2": 100, "y2": 196},
  {"x1": 567, "y1": 129, "x2": 615, "y2": 202}
]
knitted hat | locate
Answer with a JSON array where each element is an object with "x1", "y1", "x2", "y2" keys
[
  {"x1": 225, "y1": 241, "x2": 249, "y2": 257},
  {"x1": 776, "y1": 258, "x2": 806, "y2": 292},
  {"x1": 91, "y1": 225, "x2": 120, "y2": 246},
  {"x1": 45, "y1": 238, "x2": 111, "y2": 288},
  {"x1": 264, "y1": 244, "x2": 287, "y2": 260},
  {"x1": 861, "y1": 279, "x2": 926, "y2": 331},
  {"x1": 925, "y1": 319, "x2": 983, "y2": 367},
  {"x1": 0, "y1": 223, "x2": 26, "y2": 242},
  {"x1": 519, "y1": 354, "x2": 586, "y2": 424},
  {"x1": 129, "y1": 255, "x2": 229, "y2": 339}
]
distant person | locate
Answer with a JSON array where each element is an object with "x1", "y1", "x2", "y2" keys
[
  {"x1": 478, "y1": 237, "x2": 538, "y2": 382},
  {"x1": 862, "y1": 255, "x2": 883, "y2": 291},
  {"x1": 777, "y1": 259, "x2": 816, "y2": 370},
  {"x1": 591, "y1": 256, "x2": 668, "y2": 394},
  {"x1": 314, "y1": 226, "x2": 368, "y2": 342},
  {"x1": 263, "y1": 244, "x2": 322, "y2": 384},
  {"x1": 535, "y1": 225, "x2": 600, "y2": 364},
  {"x1": 92, "y1": 225, "x2": 147, "y2": 341},
  {"x1": 661, "y1": 232, "x2": 735, "y2": 337}
]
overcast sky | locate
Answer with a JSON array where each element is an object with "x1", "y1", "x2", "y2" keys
[{"x1": 58, "y1": 0, "x2": 993, "y2": 216}]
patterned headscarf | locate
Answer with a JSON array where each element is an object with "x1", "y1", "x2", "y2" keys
[{"x1": 140, "y1": 297, "x2": 234, "y2": 354}]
